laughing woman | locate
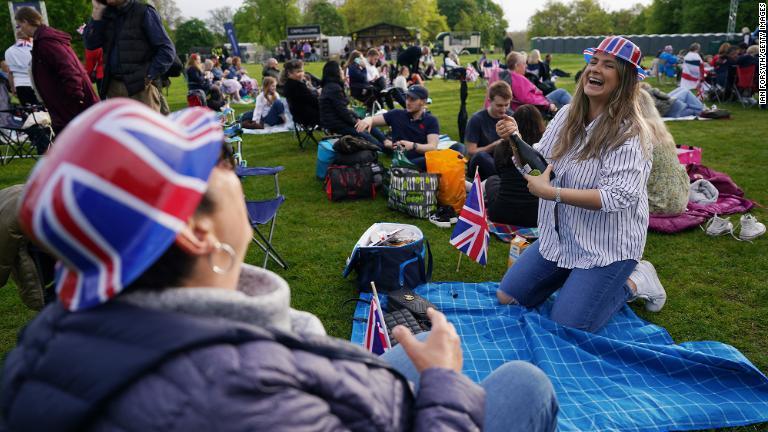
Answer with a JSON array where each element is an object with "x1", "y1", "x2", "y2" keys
[{"x1": 495, "y1": 36, "x2": 667, "y2": 332}]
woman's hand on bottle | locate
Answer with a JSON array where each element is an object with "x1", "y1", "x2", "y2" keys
[
  {"x1": 393, "y1": 308, "x2": 463, "y2": 374},
  {"x1": 495, "y1": 115, "x2": 518, "y2": 139},
  {"x1": 524, "y1": 164, "x2": 556, "y2": 200}
]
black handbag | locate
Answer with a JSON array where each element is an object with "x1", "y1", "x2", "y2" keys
[{"x1": 387, "y1": 288, "x2": 437, "y2": 329}]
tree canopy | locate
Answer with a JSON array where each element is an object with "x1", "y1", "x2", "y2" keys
[
  {"x1": 174, "y1": 18, "x2": 215, "y2": 56},
  {"x1": 303, "y1": 0, "x2": 347, "y2": 36},
  {"x1": 340, "y1": 0, "x2": 448, "y2": 40},
  {"x1": 233, "y1": 0, "x2": 301, "y2": 49}
]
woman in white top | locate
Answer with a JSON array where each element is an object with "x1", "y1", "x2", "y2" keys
[
  {"x1": 495, "y1": 36, "x2": 667, "y2": 332},
  {"x1": 242, "y1": 76, "x2": 285, "y2": 129}
]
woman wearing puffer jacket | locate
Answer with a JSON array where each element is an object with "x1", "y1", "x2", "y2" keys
[{"x1": 0, "y1": 99, "x2": 558, "y2": 432}]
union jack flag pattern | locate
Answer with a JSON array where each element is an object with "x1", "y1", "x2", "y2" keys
[
  {"x1": 18, "y1": 99, "x2": 224, "y2": 311},
  {"x1": 450, "y1": 169, "x2": 489, "y2": 265},
  {"x1": 363, "y1": 293, "x2": 391, "y2": 355},
  {"x1": 583, "y1": 35, "x2": 647, "y2": 80}
]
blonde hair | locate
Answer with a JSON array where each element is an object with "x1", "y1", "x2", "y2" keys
[
  {"x1": 505, "y1": 51, "x2": 526, "y2": 70},
  {"x1": 186, "y1": 54, "x2": 202, "y2": 71},
  {"x1": 527, "y1": 49, "x2": 541, "y2": 64},
  {"x1": 553, "y1": 54, "x2": 651, "y2": 161},
  {"x1": 637, "y1": 88, "x2": 675, "y2": 151}
]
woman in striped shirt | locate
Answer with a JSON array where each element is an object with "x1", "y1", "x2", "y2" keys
[{"x1": 495, "y1": 36, "x2": 667, "y2": 332}]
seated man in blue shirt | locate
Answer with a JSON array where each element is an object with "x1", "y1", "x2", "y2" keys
[
  {"x1": 466, "y1": 81, "x2": 514, "y2": 180},
  {"x1": 357, "y1": 85, "x2": 463, "y2": 170}
]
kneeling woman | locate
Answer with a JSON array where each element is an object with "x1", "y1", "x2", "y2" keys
[{"x1": 495, "y1": 37, "x2": 667, "y2": 332}]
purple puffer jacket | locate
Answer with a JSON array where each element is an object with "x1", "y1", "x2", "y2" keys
[{"x1": 2, "y1": 265, "x2": 485, "y2": 431}]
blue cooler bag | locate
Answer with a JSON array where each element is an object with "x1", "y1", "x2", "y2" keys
[
  {"x1": 316, "y1": 138, "x2": 338, "y2": 180},
  {"x1": 343, "y1": 223, "x2": 432, "y2": 293}
]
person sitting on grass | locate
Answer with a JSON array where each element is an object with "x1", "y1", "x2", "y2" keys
[
  {"x1": 466, "y1": 81, "x2": 516, "y2": 180},
  {"x1": 1, "y1": 98, "x2": 559, "y2": 432},
  {"x1": 640, "y1": 82, "x2": 704, "y2": 118},
  {"x1": 501, "y1": 51, "x2": 571, "y2": 115},
  {"x1": 494, "y1": 36, "x2": 667, "y2": 332},
  {"x1": 240, "y1": 76, "x2": 285, "y2": 129},
  {"x1": 483, "y1": 104, "x2": 544, "y2": 227},
  {"x1": 637, "y1": 89, "x2": 690, "y2": 216},
  {"x1": 357, "y1": 85, "x2": 465, "y2": 170},
  {"x1": 319, "y1": 60, "x2": 387, "y2": 148}
]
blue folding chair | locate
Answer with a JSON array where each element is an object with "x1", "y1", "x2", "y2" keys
[{"x1": 236, "y1": 165, "x2": 288, "y2": 269}]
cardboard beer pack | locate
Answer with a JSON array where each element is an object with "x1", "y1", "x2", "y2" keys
[{"x1": 508, "y1": 235, "x2": 531, "y2": 267}]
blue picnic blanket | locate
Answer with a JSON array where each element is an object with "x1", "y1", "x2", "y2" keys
[{"x1": 351, "y1": 282, "x2": 768, "y2": 431}]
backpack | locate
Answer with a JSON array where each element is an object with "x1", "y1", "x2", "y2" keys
[
  {"x1": 324, "y1": 163, "x2": 382, "y2": 201},
  {"x1": 164, "y1": 55, "x2": 184, "y2": 78},
  {"x1": 334, "y1": 149, "x2": 377, "y2": 166}
]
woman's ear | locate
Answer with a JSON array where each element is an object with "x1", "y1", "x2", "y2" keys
[{"x1": 174, "y1": 215, "x2": 216, "y2": 256}]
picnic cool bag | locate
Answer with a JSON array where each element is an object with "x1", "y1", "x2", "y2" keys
[{"x1": 343, "y1": 223, "x2": 433, "y2": 293}]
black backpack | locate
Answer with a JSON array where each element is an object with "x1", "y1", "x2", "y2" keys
[{"x1": 164, "y1": 55, "x2": 184, "y2": 78}]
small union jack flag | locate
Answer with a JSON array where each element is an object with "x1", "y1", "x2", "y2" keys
[
  {"x1": 18, "y1": 99, "x2": 223, "y2": 311},
  {"x1": 450, "y1": 169, "x2": 489, "y2": 265},
  {"x1": 363, "y1": 293, "x2": 391, "y2": 355}
]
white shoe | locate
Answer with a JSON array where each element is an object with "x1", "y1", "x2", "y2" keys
[
  {"x1": 630, "y1": 260, "x2": 667, "y2": 312},
  {"x1": 704, "y1": 215, "x2": 733, "y2": 236},
  {"x1": 738, "y1": 214, "x2": 766, "y2": 241}
]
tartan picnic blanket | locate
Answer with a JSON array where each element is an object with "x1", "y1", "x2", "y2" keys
[
  {"x1": 488, "y1": 221, "x2": 539, "y2": 242},
  {"x1": 351, "y1": 282, "x2": 768, "y2": 431}
]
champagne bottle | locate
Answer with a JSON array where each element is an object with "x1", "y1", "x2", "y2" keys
[{"x1": 509, "y1": 134, "x2": 555, "y2": 180}]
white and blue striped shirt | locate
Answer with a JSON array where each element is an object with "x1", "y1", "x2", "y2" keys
[{"x1": 533, "y1": 105, "x2": 651, "y2": 269}]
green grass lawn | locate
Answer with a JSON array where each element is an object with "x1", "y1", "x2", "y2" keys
[{"x1": 1, "y1": 54, "x2": 766, "y2": 431}]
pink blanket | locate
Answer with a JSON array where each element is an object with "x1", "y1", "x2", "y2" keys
[{"x1": 649, "y1": 164, "x2": 754, "y2": 233}]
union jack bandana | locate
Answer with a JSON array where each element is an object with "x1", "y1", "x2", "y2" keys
[
  {"x1": 18, "y1": 99, "x2": 224, "y2": 311},
  {"x1": 583, "y1": 36, "x2": 647, "y2": 80}
]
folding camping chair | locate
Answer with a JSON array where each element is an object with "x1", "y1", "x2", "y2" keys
[
  {"x1": 733, "y1": 64, "x2": 757, "y2": 108},
  {"x1": 0, "y1": 105, "x2": 53, "y2": 165},
  {"x1": 237, "y1": 165, "x2": 288, "y2": 269},
  {"x1": 284, "y1": 96, "x2": 320, "y2": 150}
]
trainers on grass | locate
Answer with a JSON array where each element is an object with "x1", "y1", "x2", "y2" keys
[
  {"x1": 704, "y1": 215, "x2": 733, "y2": 236},
  {"x1": 630, "y1": 260, "x2": 667, "y2": 312},
  {"x1": 738, "y1": 214, "x2": 766, "y2": 241}
]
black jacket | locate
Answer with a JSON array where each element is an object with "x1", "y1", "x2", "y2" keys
[
  {"x1": 186, "y1": 67, "x2": 210, "y2": 92},
  {"x1": 319, "y1": 81, "x2": 356, "y2": 132},
  {"x1": 283, "y1": 78, "x2": 319, "y2": 126}
]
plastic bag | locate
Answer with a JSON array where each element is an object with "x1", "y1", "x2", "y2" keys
[
  {"x1": 391, "y1": 148, "x2": 419, "y2": 170},
  {"x1": 426, "y1": 149, "x2": 467, "y2": 213}
]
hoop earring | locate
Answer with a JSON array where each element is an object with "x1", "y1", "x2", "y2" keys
[{"x1": 209, "y1": 241, "x2": 236, "y2": 275}]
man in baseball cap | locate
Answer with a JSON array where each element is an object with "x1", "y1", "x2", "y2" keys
[{"x1": 356, "y1": 84, "x2": 464, "y2": 170}]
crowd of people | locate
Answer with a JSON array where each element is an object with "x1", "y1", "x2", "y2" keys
[{"x1": 1, "y1": 1, "x2": 766, "y2": 428}]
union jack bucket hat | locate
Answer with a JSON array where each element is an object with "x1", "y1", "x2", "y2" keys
[
  {"x1": 18, "y1": 99, "x2": 224, "y2": 311},
  {"x1": 583, "y1": 36, "x2": 647, "y2": 80}
]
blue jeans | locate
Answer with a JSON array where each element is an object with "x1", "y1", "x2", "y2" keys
[
  {"x1": 411, "y1": 143, "x2": 466, "y2": 171},
  {"x1": 498, "y1": 240, "x2": 636, "y2": 332},
  {"x1": 545, "y1": 88, "x2": 572, "y2": 108},
  {"x1": 262, "y1": 99, "x2": 285, "y2": 126},
  {"x1": 468, "y1": 151, "x2": 496, "y2": 180},
  {"x1": 382, "y1": 332, "x2": 558, "y2": 432},
  {"x1": 667, "y1": 87, "x2": 704, "y2": 117}
]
